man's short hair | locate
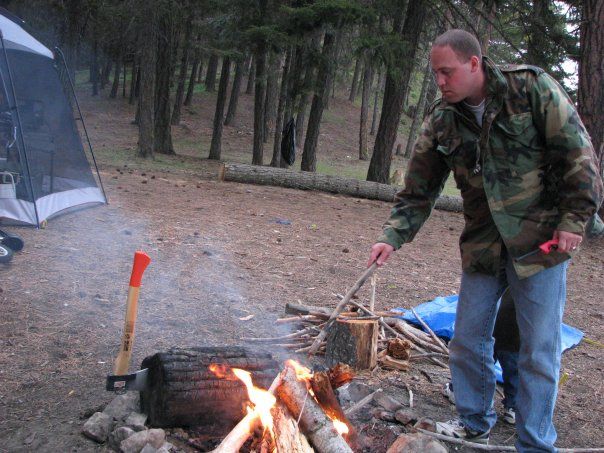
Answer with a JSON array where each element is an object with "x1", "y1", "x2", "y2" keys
[{"x1": 433, "y1": 29, "x2": 482, "y2": 61}]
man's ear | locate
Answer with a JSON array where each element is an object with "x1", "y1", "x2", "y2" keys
[{"x1": 470, "y1": 55, "x2": 481, "y2": 72}]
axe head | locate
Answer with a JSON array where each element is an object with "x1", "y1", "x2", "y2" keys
[{"x1": 106, "y1": 368, "x2": 148, "y2": 392}]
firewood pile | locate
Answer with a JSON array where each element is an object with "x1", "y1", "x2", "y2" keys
[
  {"x1": 243, "y1": 265, "x2": 449, "y2": 373},
  {"x1": 244, "y1": 301, "x2": 449, "y2": 372}
]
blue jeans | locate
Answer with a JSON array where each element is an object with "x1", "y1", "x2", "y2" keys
[
  {"x1": 449, "y1": 258, "x2": 568, "y2": 453},
  {"x1": 495, "y1": 349, "x2": 519, "y2": 409}
]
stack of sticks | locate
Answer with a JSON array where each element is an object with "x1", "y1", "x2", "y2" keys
[
  {"x1": 244, "y1": 301, "x2": 449, "y2": 369},
  {"x1": 244, "y1": 264, "x2": 449, "y2": 370}
]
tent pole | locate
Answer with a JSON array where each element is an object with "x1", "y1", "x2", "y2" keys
[
  {"x1": 55, "y1": 46, "x2": 108, "y2": 204},
  {"x1": 0, "y1": 31, "x2": 41, "y2": 227}
]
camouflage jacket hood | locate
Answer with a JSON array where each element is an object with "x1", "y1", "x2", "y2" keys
[{"x1": 379, "y1": 57, "x2": 603, "y2": 278}]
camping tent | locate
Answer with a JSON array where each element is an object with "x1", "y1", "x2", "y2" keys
[{"x1": 0, "y1": 9, "x2": 106, "y2": 226}]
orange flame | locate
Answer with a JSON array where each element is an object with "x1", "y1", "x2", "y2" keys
[
  {"x1": 286, "y1": 359, "x2": 313, "y2": 381},
  {"x1": 232, "y1": 368, "x2": 276, "y2": 435},
  {"x1": 208, "y1": 363, "x2": 230, "y2": 379},
  {"x1": 331, "y1": 418, "x2": 349, "y2": 435}
]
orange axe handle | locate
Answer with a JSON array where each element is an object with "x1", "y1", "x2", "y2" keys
[{"x1": 113, "y1": 251, "x2": 151, "y2": 376}]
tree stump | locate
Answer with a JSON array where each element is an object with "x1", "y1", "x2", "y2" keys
[
  {"x1": 325, "y1": 319, "x2": 378, "y2": 370},
  {"x1": 140, "y1": 346, "x2": 279, "y2": 432}
]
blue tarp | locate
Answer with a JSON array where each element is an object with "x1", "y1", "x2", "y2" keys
[{"x1": 394, "y1": 295, "x2": 584, "y2": 382}]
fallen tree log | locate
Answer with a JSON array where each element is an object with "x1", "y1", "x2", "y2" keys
[{"x1": 218, "y1": 163, "x2": 463, "y2": 212}]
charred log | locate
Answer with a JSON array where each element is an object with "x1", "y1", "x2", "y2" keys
[{"x1": 141, "y1": 347, "x2": 279, "y2": 432}]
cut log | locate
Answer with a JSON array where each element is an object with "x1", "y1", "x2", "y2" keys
[
  {"x1": 141, "y1": 347, "x2": 279, "y2": 431},
  {"x1": 218, "y1": 162, "x2": 463, "y2": 212},
  {"x1": 325, "y1": 319, "x2": 378, "y2": 370},
  {"x1": 387, "y1": 338, "x2": 411, "y2": 360},
  {"x1": 379, "y1": 355, "x2": 410, "y2": 371},
  {"x1": 276, "y1": 362, "x2": 353, "y2": 453},
  {"x1": 327, "y1": 363, "x2": 354, "y2": 389}
]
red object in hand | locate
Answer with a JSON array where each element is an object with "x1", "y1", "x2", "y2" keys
[
  {"x1": 538, "y1": 239, "x2": 559, "y2": 254},
  {"x1": 515, "y1": 239, "x2": 559, "y2": 261}
]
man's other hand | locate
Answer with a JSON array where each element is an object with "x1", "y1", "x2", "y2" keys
[
  {"x1": 368, "y1": 243, "x2": 395, "y2": 267},
  {"x1": 553, "y1": 230, "x2": 583, "y2": 253}
]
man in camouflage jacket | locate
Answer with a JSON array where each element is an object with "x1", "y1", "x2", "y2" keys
[{"x1": 368, "y1": 30, "x2": 602, "y2": 452}]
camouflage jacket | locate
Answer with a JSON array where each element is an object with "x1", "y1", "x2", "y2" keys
[{"x1": 378, "y1": 57, "x2": 603, "y2": 279}]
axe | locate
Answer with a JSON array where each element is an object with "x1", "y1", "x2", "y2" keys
[{"x1": 106, "y1": 251, "x2": 151, "y2": 391}]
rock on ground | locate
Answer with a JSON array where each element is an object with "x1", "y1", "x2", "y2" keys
[
  {"x1": 386, "y1": 433, "x2": 448, "y2": 453},
  {"x1": 103, "y1": 392, "x2": 140, "y2": 421},
  {"x1": 82, "y1": 411, "x2": 113, "y2": 443}
]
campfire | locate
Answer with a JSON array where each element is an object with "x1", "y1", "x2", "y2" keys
[{"x1": 210, "y1": 359, "x2": 356, "y2": 453}]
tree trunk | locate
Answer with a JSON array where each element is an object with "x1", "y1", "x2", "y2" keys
[
  {"x1": 153, "y1": 12, "x2": 175, "y2": 155},
  {"x1": 184, "y1": 56, "x2": 199, "y2": 106},
  {"x1": 349, "y1": 58, "x2": 361, "y2": 102},
  {"x1": 129, "y1": 60, "x2": 138, "y2": 105},
  {"x1": 245, "y1": 54, "x2": 255, "y2": 95},
  {"x1": 370, "y1": 69, "x2": 383, "y2": 135},
  {"x1": 109, "y1": 57, "x2": 122, "y2": 98},
  {"x1": 205, "y1": 53, "x2": 219, "y2": 92},
  {"x1": 90, "y1": 40, "x2": 99, "y2": 96},
  {"x1": 224, "y1": 58, "x2": 244, "y2": 126},
  {"x1": 578, "y1": 0, "x2": 604, "y2": 186},
  {"x1": 171, "y1": 12, "x2": 193, "y2": 125},
  {"x1": 270, "y1": 49, "x2": 293, "y2": 167},
  {"x1": 208, "y1": 57, "x2": 231, "y2": 160},
  {"x1": 476, "y1": 0, "x2": 496, "y2": 55},
  {"x1": 404, "y1": 60, "x2": 432, "y2": 158},
  {"x1": 301, "y1": 32, "x2": 336, "y2": 172},
  {"x1": 359, "y1": 57, "x2": 374, "y2": 160},
  {"x1": 184, "y1": 38, "x2": 202, "y2": 106},
  {"x1": 122, "y1": 58, "x2": 127, "y2": 97},
  {"x1": 526, "y1": 0, "x2": 549, "y2": 68},
  {"x1": 263, "y1": 52, "x2": 279, "y2": 143},
  {"x1": 137, "y1": 3, "x2": 156, "y2": 158},
  {"x1": 100, "y1": 60, "x2": 112, "y2": 90},
  {"x1": 367, "y1": 2, "x2": 426, "y2": 183},
  {"x1": 252, "y1": 45, "x2": 267, "y2": 165}
]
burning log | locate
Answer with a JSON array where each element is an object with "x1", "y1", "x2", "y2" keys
[
  {"x1": 210, "y1": 371, "x2": 313, "y2": 453},
  {"x1": 276, "y1": 361, "x2": 353, "y2": 453},
  {"x1": 140, "y1": 347, "x2": 279, "y2": 430},
  {"x1": 325, "y1": 318, "x2": 378, "y2": 369},
  {"x1": 310, "y1": 371, "x2": 358, "y2": 446}
]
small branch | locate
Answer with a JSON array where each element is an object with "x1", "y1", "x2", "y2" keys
[
  {"x1": 410, "y1": 308, "x2": 449, "y2": 355},
  {"x1": 416, "y1": 428, "x2": 604, "y2": 452},
  {"x1": 344, "y1": 389, "x2": 382, "y2": 416},
  {"x1": 369, "y1": 274, "x2": 377, "y2": 312},
  {"x1": 403, "y1": 383, "x2": 413, "y2": 408}
]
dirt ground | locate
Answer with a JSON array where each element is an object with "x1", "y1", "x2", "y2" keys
[{"x1": 0, "y1": 82, "x2": 602, "y2": 453}]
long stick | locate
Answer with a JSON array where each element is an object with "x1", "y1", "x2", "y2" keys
[
  {"x1": 416, "y1": 429, "x2": 604, "y2": 452},
  {"x1": 308, "y1": 263, "x2": 377, "y2": 355},
  {"x1": 411, "y1": 308, "x2": 450, "y2": 355}
]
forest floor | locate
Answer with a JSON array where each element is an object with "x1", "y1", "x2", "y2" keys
[{"x1": 0, "y1": 80, "x2": 602, "y2": 452}]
